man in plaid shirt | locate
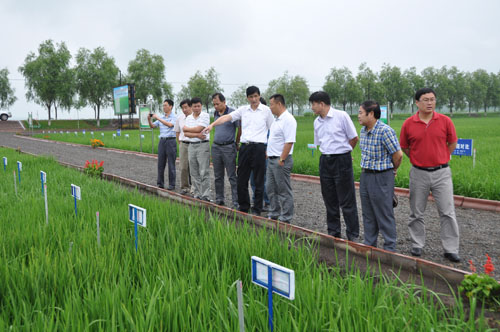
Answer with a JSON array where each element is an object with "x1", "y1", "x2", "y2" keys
[{"x1": 358, "y1": 101, "x2": 403, "y2": 251}]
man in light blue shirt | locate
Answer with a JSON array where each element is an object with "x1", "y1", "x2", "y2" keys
[{"x1": 148, "y1": 99, "x2": 177, "y2": 190}]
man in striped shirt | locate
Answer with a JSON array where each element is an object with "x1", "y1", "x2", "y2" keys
[{"x1": 358, "y1": 100, "x2": 402, "y2": 252}]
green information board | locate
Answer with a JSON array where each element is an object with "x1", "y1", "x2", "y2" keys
[
  {"x1": 139, "y1": 106, "x2": 151, "y2": 129},
  {"x1": 380, "y1": 105, "x2": 388, "y2": 124},
  {"x1": 113, "y1": 85, "x2": 129, "y2": 115}
]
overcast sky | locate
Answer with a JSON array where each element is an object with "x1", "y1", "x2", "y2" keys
[{"x1": 2, "y1": 0, "x2": 499, "y2": 120}]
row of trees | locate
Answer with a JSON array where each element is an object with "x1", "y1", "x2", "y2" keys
[
  {"x1": 14, "y1": 40, "x2": 172, "y2": 126},
  {"x1": 2, "y1": 40, "x2": 500, "y2": 124}
]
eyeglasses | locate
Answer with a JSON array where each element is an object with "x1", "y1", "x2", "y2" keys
[{"x1": 419, "y1": 98, "x2": 436, "y2": 103}]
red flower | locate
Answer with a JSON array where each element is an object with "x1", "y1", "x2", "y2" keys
[
  {"x1": 484, "y1": 254, "x2": 495, "y2": 276},
  {"x1": 468, "y1": 260, "x2": 477, "y2": 273},
  {"x1": 99, "y1": 161, "x2": 104, "y2": 168}
]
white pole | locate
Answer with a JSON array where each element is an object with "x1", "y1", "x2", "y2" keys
[
  {"x1": 96, "y1": 211, "x2": 101, "y2": 247},
  {"x1": 13, "y1": 170, "x2": 17, "y2": 196},
  {"x1": 473, "y1": 148, "x2": 476, "y2": 169},
  {"x1": 44, "y1": 183, "x2": 49, "y2": 225},
  {"x1": 237, "y1": 280, "x2": 245, "y2": 332}
]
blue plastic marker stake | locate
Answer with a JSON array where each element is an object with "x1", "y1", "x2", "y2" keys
[
  {"x1": 3, "y1": 157, "x2": 6, "y2": 171},
  {"x1": 134, "y1": 209, "x2": 138, "y2": 252},
  {"x1": 74, "y1": 195, "x2": 78, "y2": 217},
  {"x1": 268, "y1": 266, "x2": 274, "y2": 331},
  {"x1": 17, "y1": 162, "x2": 21, "y2": 183},
  {"x1": 40, "y1": 171, "x2": 46, "y2": 195}
]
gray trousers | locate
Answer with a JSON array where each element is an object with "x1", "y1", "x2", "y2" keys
[
  {"x1": 211, "y1": 143, "x2": 238, "y2": 206},
  {"x1": 179, "y1": 141, "x2": 190, "y2": 191},
  {"x1": 360, "y1": 170, "x2": 397, "y2": 251},
  {"x1": 157, "y1": 138, "x2": 177, "y2": 188},
  {"x1": 266, "y1": 156, "x2": 294, "y2": 222},
  {"x1": 188, "y1": 142, "x2": 211, "y2": 200},
  {"x1": 408, "y1": 166, "x2": 459, "y2": 253}
]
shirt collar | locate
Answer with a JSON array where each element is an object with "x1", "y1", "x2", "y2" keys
[{"x1": 413, "y1": 111, "x2": 437, "y2": 122}]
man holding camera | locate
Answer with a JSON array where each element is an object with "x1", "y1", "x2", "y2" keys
[{"x1": 148, "y1": 99, "x2": 177, "y2": 190}]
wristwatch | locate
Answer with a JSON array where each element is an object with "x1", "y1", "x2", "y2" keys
[{"x1": 279, "y1": 158, "x2": 284, "y2": 163}]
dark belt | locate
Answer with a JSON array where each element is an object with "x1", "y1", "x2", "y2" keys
[
  {"x1": 181, "y1": 141, "x2": 190, "y2": 144},
  {"x1": 213, "y1": 141, "x2": 234, "y2": 146},
  {"x1": 413, "y1": 164, "x2": 449, "y2": 172},
  {"x1": 160, "y1": 137, "x2": 176, "y2": 140},
  {"x1": 362, "y1": 168, "x2": 392, "y2": 173},
  {"x1": 321, "y1": 151, "x2": 351, "y2": 157},
  {"x1": 189, "y1": 140, "x2": 209, "y2": 145},
  {"x1": 268, "y1": 156, "x2": 279, "y2": 159},
  {"x1": 241, "y1": 142, "x2": 266, "y2": 146}
]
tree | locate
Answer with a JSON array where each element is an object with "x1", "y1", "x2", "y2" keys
[
  {"x1": 75, "y1": 47, "x2": 119, "y2": 127},
  {"x1": 464, "y1": 70, "x2": 488, "y2": 113},
  {"x1": 128, "y1": 49, "x2": 171, "y2": 108},
  {"x1": 403, "y1": 67, "x2": 424, "y2": 113},
  {"x1": 356, "y1": 63, "x2": 385, "y2": 103},
  {"x1": 487, "y1": 72, "x2": 500, "y2": 112},
  {"x1": 177, "y1": 67, "x2": 223, "y2": 112},
  {"x1": 379, "y1": 64, "x2": 408, "y2": 117},
  {"x1": 436, "y1": 66, "x2": 466, "y2": 115},
  {"x1": 264, "y1": 72, "x2": 310, "y2": 115},
  {"x1": 229, "y1": 84, "x2": 249, "y2": 108},
  {"x1": 0, "y1": 68, "x2": 17, "y2": 110},
  {"x1": 323, "y1": 67, "x2": 357, "y2": 111},
  {"x1": 18, "y1": 40, "x2": 73, "y2": 125}
]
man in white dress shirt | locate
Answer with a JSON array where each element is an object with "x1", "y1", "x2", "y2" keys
[
  {"x1": 266, "y1": 94, "x2": 297, "y2": 223},
  {"x1": 183, "y1": 97, "x2": 211, "y2": 201},
  {"x1": 310, "y1": 91, "x2": 360, "y2": 241},
  {"x1": 203, "y1": 86, "x2": 273, "y2": 215},
  {"x1": 174, "y1": 99, "x2": 192, "y2": 195}
]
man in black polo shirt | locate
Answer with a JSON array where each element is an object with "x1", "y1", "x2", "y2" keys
[{"x1": 211, "y1": 93, "x2": 240, "y2": 208}]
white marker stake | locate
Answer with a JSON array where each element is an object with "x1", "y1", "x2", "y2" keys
[
  {"x1": 69, "y1": 241, "x2": 73, "y2": 253},
  {"x1": 91, "y1": 131, "x2": 94, "y2": 137},
  {"x1": 3, "y1": 156, "x2": 6, "y2": 171},
  {"x1": 17, "y1": 161, "x2": 22, "y2": 183},
  {"x1": 40, "y1": 171, "x2": 47, "y2": 195},
  {"x1": 125, "y1": 134, "x2": 129, "y2": 139},
  {"x1": 237, "y1": 280, "x2": 245, "y2": 332},
  {"x1": 13, "y1": 170, "x2": 17, "y2": 196},
  {"x1": 101, "y1": 132, "x2": 104, "y2": 137},
  {"x1": 44, "y1": 183, "x2": 49, "y2": 225},
  {"x1": 96, "y1": 211, "x2": 101, "y2": 247}
]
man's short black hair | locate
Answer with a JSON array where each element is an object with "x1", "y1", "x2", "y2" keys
[
  {"x1": 212, "y1": 92, "x2": 225, "y2": 102},
  {"x1": 180, "y1": 99, "x2": 192, "y2": 107},
  {"x1": 191, "y1": 97, "x2": 202, "y2": 105},
  {"x1": 163, "y1": 99, "x2": 174, "y2": 107},
  {"x1": 270, "y1": 94, "x2": 286, "y2": 106},
  {"x1": 309, "y1": 91, "x2": 331, "y2": 105},
  {"x1": 259, "y1": 97, "x2": 267, "y2": 105},
  {"x1": 246, "y1": 86, "x2": 260, "y2": 97},
  {"x1": 360, "y1": 100, "x2": 381, "y2": 119},
  {"x1": 415, "y1": 88, "x2": 436, "y2": 101}
]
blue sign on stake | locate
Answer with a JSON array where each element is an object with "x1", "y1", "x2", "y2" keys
[
  {"x1": 40, "y1": 171, "x2": 47, "y2": 195},
  {"x1": 71, "y1": 184, "x2": 81, "y2": 217},
  {"x1": 452, "y1": 138, "x2": 473, "y2": 157},
  {"x1": 3, "y1": 157, "x2": 6, "y2": 171},
  {"x1": 17, "y1": 161, "x2": 22, "y2": 183},
  {"x1": 128, "y1": 204, "x2": 147, "y2": 251},
  {"x1": 251, "y1": 256, "x2": 295, "y2": 331},
  {"x1": 307, "y1": 144, "x2": 316, "y2": 157}
]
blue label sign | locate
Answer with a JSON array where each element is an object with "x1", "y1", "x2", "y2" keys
[
  {"x1": 452, "y1": 139, "x2": 473, "y2": 156},
  {"x1": 251, "y1": 256, "x2": 295, "y2": 300},
  {"x1": 128, "y1": 204, "x2": 147, "y2": 228}
]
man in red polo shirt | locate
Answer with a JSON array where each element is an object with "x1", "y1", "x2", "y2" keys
[{"x1": 400, "y1": 88, "x2": 460, "y2": 263}]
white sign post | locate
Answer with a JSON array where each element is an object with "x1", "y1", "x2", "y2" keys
[
  {"x1": 251, "y1": 256, "x2": 295, "y2": 331},
  {"x1": 128, "y1": 204, "x2": 147, "y2": 251},
  {"x1": 71, "y1": 184, "x2": 81, "y2": 217},
  {"x1": 2, "y1": 157, "x2": 6, "y2": 171},
  {"x1": 44, "y1": 183, "x2": 49, "y2": 225}
]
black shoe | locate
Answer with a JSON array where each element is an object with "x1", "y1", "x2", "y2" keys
[
  {"x1": 167, "y1": 186, "x2": 175, "y2": 190},
  {"x1": 262, "y1": 204, "x2": 269, "y2": 212},
  {"x1": 444, "y1": 252, "x2": 461, "y2": 262},
  {"x1": 328, "y1": 232, "x2": 341, "y2": 238},
  {"x1": 250, "y1": 209, "x2": 261, "y2": 216},
  {"x1": 158, "y1": 185, "x2": 164, "y2": 189},
  {"x1": 216, "y1": 201, "x2": 225, "y2": 206},
  {"x1": 411, "y1": 247, "x2": 422, "y2": 256}
]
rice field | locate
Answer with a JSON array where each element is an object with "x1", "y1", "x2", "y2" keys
[{"x1": 0, "y1": 147, "x2": 490, "y2": 331}]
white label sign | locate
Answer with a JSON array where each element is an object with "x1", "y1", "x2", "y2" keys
[
  {"x1": 17, "y1": 161, "x2": 22, "y2": 171},
  {"x1": 3, "y1": 157, "x2": 7, "y2": 166},
  {"x1": 40, "y1": 171, "x2": 47, "y2": 183},
  {"x1": 128, "y1": 204, "x2": 147, "y2": 228},
  {"x1": 251, "y1": 256, "x2": 295, "y2": 300},
  {"x1": 71, "y1": 184, "x2": 81, "y2": 200}
]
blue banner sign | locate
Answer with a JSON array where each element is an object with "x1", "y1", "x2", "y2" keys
[{"x1": 452, "y1": 139, "x2": 473, "y2": 157}]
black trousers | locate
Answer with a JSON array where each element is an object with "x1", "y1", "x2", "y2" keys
[
  {"x1": 319, "y1": 152, "x2": 359, "y2": 240},
  {"x1": 157, "y1": 138, "x2": 177, "y2": 188},
  {"x1": 237, "y1": 143, "x2": 266, "y2": 213}
]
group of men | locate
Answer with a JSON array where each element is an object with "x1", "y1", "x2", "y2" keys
[
  {"x1": 150, "y1": 86, "x2": 460, "y2": 262},
  {"x1": 149, "y1": 86, "x2": 297, "y2": 223}
]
